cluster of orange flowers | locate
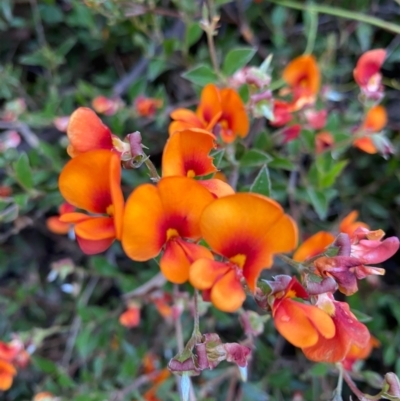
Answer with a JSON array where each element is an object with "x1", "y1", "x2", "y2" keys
[
  {"x1": 37, "y1": 49, "x2": 399, "y2": 395},
  {"x1": 0, "y1": 339, "x2": 29, "y2": 391}
]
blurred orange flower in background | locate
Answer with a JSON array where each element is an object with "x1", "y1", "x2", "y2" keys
[
  {"x1": 315, "y1": 131, "x2": 334, "y2": 154},
  {"x1": 92, "y1": 95, "x2": 122, "y2": 116},
  {"x1": 282, "y1": 54, "x2": 320, "y2": 110},
  {"x1": 119, "y1": 304, "x2": 141, "y2": 328},
  {"x1": 354, "y1": 105, "x2": 387, "y2": 154},
  {"x1": 0, "y1": 359, "x2": 17, "y2": 391},
  {"x1": 58, "y1": 150, "x2": 124, "y2": 254},
  {"x1": 135, "y1": 95, "x2": 163, "y2": 117},
  {"x1": 169, "y1": 84, "x2": 249, "y2": 143}
]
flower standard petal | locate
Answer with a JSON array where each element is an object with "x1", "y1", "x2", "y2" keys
[
  {"x1": 109, "y1": 151, "x2": 124, "y2": 239},
  {"x1": 162, "y1": 129, "x2": 217, "y2": 178},
  {"x1": 197, "y1": 84, "x2": 222, "y2": 126},
  {"x1": 59, "y1": 150, "x2": 116, "y2": 214},
  {"x1": 198, "y1": 179, "x2": 235, "y2": 198},
  {"x1": 362, "y1": 105, "x2": 387, "y2": 132},
  {"x1": 353, "y1": 49, "x2": 386, "y2": 87},
  {"x1": 220, "y1": 88, "x2": 249, "y2": 141},
  {"x1": 169, "y1": 109, "x2": 204, "y2": 136},
  {"x1": 67, "y1": 107, "x2": 113, "y2": 156},
  {"x1": 200, "y1": 193, "x2": 297, "y2": 291},
  {"x1": 158, "y1": 177, "x2": 215, "y2": 240},
  {"x1": 122, "y1": 184, "x2": 166, "y2": 261}
]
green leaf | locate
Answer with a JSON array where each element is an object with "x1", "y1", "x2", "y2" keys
[
  {"x1": 186, "y1": 22, "x2": 203, "y2": 47},
  {"x1": 211, "y1": 149, "x2": 225, "y2": 169},
  {"x1": 32, "y1": 356, "x2": 58, "y2": 374},
  {"x1": 268, "y1": 157, "x2": 295, "y2": 170},
  {"x1": 240, "y1": 149, "x2": 272, "y2": 167},
  {"x1": 0, "y1": 203, "x2": 18, "y2": 223},
  {"x1": 307, "y1": 187, "x2": 329, "y2": 220},
  {"x1": 318, "y1": 160, "x2": 348, "y2": 188},
  {"x1": 14, "y1": 152, "x2": 33, "y2": 189},
  {"x1": 222, "y1": 47, "x2": 256, "y2": 76},
  {"x1": 250, "y1": 165, "x2": 271, "y2": 197},
  {"x1": 182, "y1": 64, "x2": 218, "y2": 86}
]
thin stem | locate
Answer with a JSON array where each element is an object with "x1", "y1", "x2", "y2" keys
[
  {"x1": 144, "y1": 156, "x2": 161, "y2": 182},
  {"x1": 268, "y1": 0, "x2": 400, "y2": 35},
  {"x1": 276, "y1": 253, "x2": 307, "y2": 273},
  {"x1": 304, "y1": 10, "x2": 318, "y2": 55},
  {"x1": 174, "y1": 285, "x2": 184, "y2": 354},
  {"x1": 226, "y1": 144, "x2": 240, "y2": 190},
  {"x1": 335, "y1": 363, "x2": 344, "y2": 400},
  {"x1": 192, "y1": 289, "x2": 201, "y2": 337},
  {"x1": 342, "y1": 370, "x2": 377, "y2": 401}
]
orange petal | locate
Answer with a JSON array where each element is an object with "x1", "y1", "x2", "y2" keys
[
  {"x1": 76, "y1": 235, "x2": 115, "y2": 255},
  {"x1": 109, "y1": 151, "x2": 124, "y2": 239},
  {"x1": 197, "y1": 84, "x2": 222, "y2": 127},
  {"x1": 67, "y1": 107, "x2": 113, "y2": 156},
  {"x1": 283, "y1": 55, "x2": 320, "y2": 95},
  {"x1": 0, "y1": 360, "x2": 17, "y2": 391},
  {"x1": 119, "y1": 307, "x2": 140, "y2": 328},
  {"x1": 160, "y1": 240, "x2": 191, "y2": 284},
  {"x1": 293, "y1": 231, "x2": 335, "y2": 262},
  {"x1": 189, "y1": 258, "x2": 230, "y2": 290},
  {"x1": 122, "y1": 184, "x2": 165, "y2": 261},
  {"x1": 362, "y1": 105, "x2": 387, "y2": 132},
  {"x1": 211, "y1": 269, "x2": 246, "y2": 312},
  {"x1": 74, "y1": 217, "x2": 115, "y2": 240},
  {"x1": 162, "y1": 129, "x2": 217, "y2": 178},
  {"x1": 46, "y1": 216, "x2": 70, "y2": 235},
  {"x1": 200, "y1": 193, "x2": 297, "y2": 291},
  {"x1": 169, "y1": 109, "x2": 204, "y2": 136},
  {"x1": 274, "y1": 299, "x2": 335, "y2": 348},
  {"x1": 353, "y1": 49, "x2": 386, "y2": 87},
  {"x1": 59, "y1": 150, "x2": 119, "y2": 214},
  {"x1": 339, "y1": 211, "x2": 369, "y2": 236},
  {"x1": 198, "y1": 179, "x2": 235, "y2": 198},
  {"x1": 353, "y1": 137, "x2": 377, "y2": 154},
  {"x1": 220, "y1": 88, "x2": 249, "y2": 140},
  {"x1": 59, "y1": 212, "x2": 91, "y2": 223},
  {"x1": 157, "y1": 176, "x2": 214, "y2": 240}
]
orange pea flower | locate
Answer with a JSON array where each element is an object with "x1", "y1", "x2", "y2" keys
[
  {"x1": 271, "y1": 277, "x2": 335, "y2": 349},
  {"x1": 282, "y1": 54, "x2": 320, "y2": 110},
  {"x1": 66, "y1": 107, "x2": 130, "y2": 158},
  {"x1": 354, "y1": 105, "x2": 387, "y2": 154},
  {"x1": 92, "y1": 95, "x2": 122, "y2": 116},
  {"x1": 162, "y1": 128, "x2": 234, "y2": 198},
  {"x1": 353, "y1": 49, "x2": 386, "y2": 96},
  {"x1": 0, "y1": 359, "x2": 17, "y2": 391},
  {"x1": 293, "y1": 231, "x2": 335, "y2": 262},
  {"x1": 135, "y1": 95, "x2": 163, "y2": 117},
  {"x1": 169, "y1": 84, "x2": 249, "y2": 143},
  {"x1": 315, "y1": 131, "x2": 334, "y2": 154},
  {"x1": 119, "y1": 304, "x2": 141, "y2": 328},
  {"x1": 33, "y1": 392, "x2": 57, "y2": 401},
  {"x1": 122, "y1": 177, "x2": 214, "y2": 284},
  {"x1": 46, "y1": 202, "x2": 75, "y2": 235},
  {"x1": 189, "y1": 193, "x2": 298, "y2": 312},
  {"x1": 302, "y1": 294, "x2": 370, "y2": 363},
  {"x1": 140, "y1": 354, "x2": 171, "y2": 401},
  {"x1": 169, "y1": 84, "x2": 222, "y2": 135},
  {"x1": 58, "y1": 150, "x2": 124, "y2": 254},
  {"x1": 339, "y1": 211, "x2": 369, "y2": 236}
]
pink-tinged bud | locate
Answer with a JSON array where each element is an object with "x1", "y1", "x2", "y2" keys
[
  {"x1": 92, "y1": 96, "x2": 122, "y2": 116},
  {"x1": 304, "y1": 109, "x2": 327, "y2": 130},
  {"x1": 306, "y1": 276, "x2": 338, "y2": 295},
  {"x1": 224, "y1": 343, "x2": 251, "y2": 367},
  {"x1": 53, "y1": 116, "x2": 70, "y2": 132},
  {"x1": 264, "y1": 275, "x2": 293, "y2": 295},
  {"x1": 282, "y1": 124, "x2": 301, "y2": 144},
  {"x1": 0, "y1": 130, "x2": 21, "y2": 151},
  {"x1": 333, "y1": 233, "x2": 351, "y2": 257},
  {"x1": 127, "y1": 131, "x2": 144, "y2": 159},
  {"x1": 384, "y1": 372, "x2": 400, "y2": 397},
  {"x1": 168, "y1": 356, "x2": 198, "y2": 374}
]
